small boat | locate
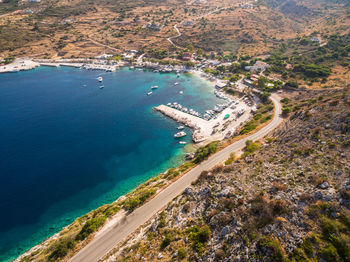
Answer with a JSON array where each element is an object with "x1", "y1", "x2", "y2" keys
[
  {"x1": 167, "y1": 103, "x2": 172, "y2": 106},
  {"x1": 177, "y1": 73, "x2": 180, "y2": 77},
  {"x1": 147, "y1": 91, "x2": 152, "y2": 96},
  {"x1": 179, "y1": 91, "x2": 183, "y2": 94},
  {"x1": 174, "y1": 82, "x2": 179, "y2": 85},
  {"x1": 99, "y1": 85, "x2": 104, "y2": 89},
  {"x1": 179, "y1": 141, "x2": 187, "y2": 144},
  {"x1": 177, "y1": 125, "x2": 185, "y2": 130},
  {"x1": 151, "y1": 85, "x2": 158, "y2": 89},
  {"x1": 174, "y1": 131, "x2": 186, "y2": 138},
  {"x1": 97, "y1": 76, "x2": 103, "y2": 82}
]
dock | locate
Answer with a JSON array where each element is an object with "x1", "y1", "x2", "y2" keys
[{"x1": 155, "y1": 101, "x2": 252, "y2": 144}]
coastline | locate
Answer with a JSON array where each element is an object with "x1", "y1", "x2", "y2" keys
[
  {"x1": 7, "y1": 58, "x2": 253, "y2": 262},
  {"x1": 5, "y1": 62, "x2": 220, "y2": 262}
]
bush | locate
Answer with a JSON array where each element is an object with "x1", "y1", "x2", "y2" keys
[
  {"x1": 242, "y1": 140, "x2": 260, "y2": 157},
  {"x1": 282, "y1": 107, "x2": 292, "y2": 116},
  {"x1": 49, "y1": 238, "x2": 75, "y2": 261},
  {"x1": 193, "y1": 141, "x2": 218, "y2": 163},
  {"x1": 123, "y1": 197, "x2": 141, "y2": 211},
  {"x1": 177, "y1": 247, "x2": 187, "y2": 259},
  {"x1": 240, "y1": 120, "x2": 258, "y2": 135},
  {"x1": 160, "y1": 234, "x2": 172, "y2": 249},
  {"x1": 281, "y1": 97, "x2": 290, "y2": 104},
  {"x1": 258, "y1": 237, "x2": 286, "y2": 262},
  {"x1": 260, "y1": 115, "x2": 272, "y2": 123},
  {"x1": 187, "y1": 225, "x2": 211, "y2": 253},
  {"x1": 75, "y1": 216, "x2": 107, "y2": 241},
  {"x1": 284, "y1": 81, "x2": 299, "y2": 89}
]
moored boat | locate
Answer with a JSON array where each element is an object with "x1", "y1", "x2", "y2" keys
[
  {"x1": 147, "y1": 91, "x2": 152, "y2": 96},
  {"x1": 174, "y1": 131, "x2": 186, "y2": 138}
]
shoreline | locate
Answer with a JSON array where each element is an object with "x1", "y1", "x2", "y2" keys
[{"x1": 8, "y1": 59, "x2": 253, "y2": 262}]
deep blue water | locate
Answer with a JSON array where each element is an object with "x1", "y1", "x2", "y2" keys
[{"x1": 0, "y1": 66, "x2": 221, "y2": 261}]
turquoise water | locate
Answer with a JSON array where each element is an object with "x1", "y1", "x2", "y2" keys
[{"x1": 0, "y1": 66, "x2": 222, "y2": 261}]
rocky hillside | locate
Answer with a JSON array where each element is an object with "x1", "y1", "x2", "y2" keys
[{"x1": 104, "y1": 88, "x2": 350, "y2": 262}]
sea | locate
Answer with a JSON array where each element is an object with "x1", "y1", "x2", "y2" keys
[{"x1": 0, "y1": 66, "x2": 222, "y2": 262}]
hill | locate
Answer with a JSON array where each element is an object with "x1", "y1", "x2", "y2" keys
[
  {"x1": 0, "y1": 0, "x2": 349, "y2": 58},
  {"x1": 104, "y1": 88, "x2": 350, "y2": 262}
]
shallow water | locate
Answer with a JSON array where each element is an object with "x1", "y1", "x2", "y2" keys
[{"x1": 0, "y1": 66, "x2": 222, "y2": 261}]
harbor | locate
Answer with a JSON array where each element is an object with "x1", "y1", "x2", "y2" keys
[{"x1": 155, "y1": 97, "x2": 253, "y2": 144}]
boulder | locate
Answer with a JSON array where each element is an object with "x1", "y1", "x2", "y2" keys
[{"x1": 314, "y1": 191, "x2": 323, "y2": 201}]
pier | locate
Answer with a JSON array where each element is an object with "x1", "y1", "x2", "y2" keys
[{"x1": 155, "y1": 100, "x2": 252, "y2": 144}]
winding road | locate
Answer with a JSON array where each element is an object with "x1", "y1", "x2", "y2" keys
[
  {"x1": 69, "y1": 95, "x2": 282, "y2": 262},
  {"x1": 166, "y1": 7, "x2": 224, "y2": 48}
]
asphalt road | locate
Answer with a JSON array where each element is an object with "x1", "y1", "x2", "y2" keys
[{"x1": 69, "y1": 95, "x2": 282, "y2": 262}]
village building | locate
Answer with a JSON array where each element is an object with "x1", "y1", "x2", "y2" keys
[
  {"x1": 144, "y1": 22, "x2": 163, "y2": 31},
  {"x1": 182, "y1": 52, "x2": 193, "y2": 61},
  {"x1": 215, "y1": 80, "x2": 228, "y2": 89},
  {"x1": 183, "y1": 20, "x2": 194, "y2": 26},
  {"x1": 245, "y1": 61, "x2": 269, "y2": 73},
  {"x1": 243, "y1": 78, "x2": 254, "y2": 87}
]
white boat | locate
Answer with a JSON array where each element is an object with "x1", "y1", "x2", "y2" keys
[
  {"x1": 177, "y1": 73, "x2": 180, "y2": 77},
  {"x1": 97, "y1": 76, "x2": 103, "y2": 82},
  {"x1": 179, "y1": 141, "x2": 187, "y2": 144},
  {"x1": 99, "y1": 85, "x2": 104, "y2": 89},
  {"x1": 177, "y1": 125, "x2": 185, "y2": 130},
  {"x1": 174, "y1": 131, "x2": 186, "y2": 138},
  {"x1": 174, "y1": 82, "x2": 179, "y2": 85},
  {"x1": 151, "y1": 85, "x2": 158, "y2": 89},
  {"x1": 179, "y1": 91, "x2": 183, "y2": 94},
  {"x1": 147, "y1": 91, "x2": 152, "y2": 96},
  {"x1": 167, "y1": 103, "x2": 172, "y2": 106}
]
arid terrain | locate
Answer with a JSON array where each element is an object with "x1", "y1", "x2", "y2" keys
[
  {"x1": 104, "y1": 88, "x2": 350, "y2": 262},
  {"x1": 0, "y1": 0, "x2": 349, "y2": 58}
]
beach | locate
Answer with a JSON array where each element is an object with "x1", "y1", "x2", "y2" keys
[{"x1": 0, "y1": 58, "x2": 39, "y2": 73}]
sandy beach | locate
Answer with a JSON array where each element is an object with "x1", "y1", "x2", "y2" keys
[{"x1": 0, "y1": 58, "x2": 39, "y2": 73}]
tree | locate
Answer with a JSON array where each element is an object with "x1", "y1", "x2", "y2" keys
[
  {"x1": 258, "y1": 76, "x2": 268, "y2": 90},
  {"x1": 259, "y1": 91, "x2": 271, "y2": 104},
  {"x1": 282, "y1": 107, "x2": 291, "y2": 116},
  {"x1": 185, "y1": 61, "x2": 194, "y2": 68},
  {"x1": 284, "y1": 81, "x2": 299, "y2": 89}
]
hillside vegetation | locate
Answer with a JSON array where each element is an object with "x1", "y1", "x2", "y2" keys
[{"x1": 104, "y1": 88, "x2": 350, "y2": 262}]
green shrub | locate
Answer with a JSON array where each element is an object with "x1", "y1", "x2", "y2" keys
[
  {"x1": 123, "y1": 197, "x2": 141, "y2": 211},
  {"x1": 254, "y1": 113, "x2": 262, "y2": 120},
  {"x1": 282, "y1": 107, "x2": 292, "y2": 116},
  {"x1": 258, "y1": 237, "x2": 286, "y2": 262},
  {"x1": 193, "y1": 141, "x2": 218, "y2": 163},
  {"x1": 177, "y1": 247, "x2": 187, "y2": 259},
  {"x1": 281, "y1": 98, "x2": 290, "y2": 104},
  {"x1": 187, "y1": 225, "x2": 211, "y2": 253},
  {"x1": 160, "y1": 234, "x2": 172, "y2": 249},
  {"x1": 49, "y1": 238, "x2": 75, "y2": 261},
  {"x1": 320, "y1": 244, "x2": 341, "y2": 262},
  {"x1": 240, "y1": 120, "x2": 258, "y2": 134},
  {"x1": 158, "y1": 211, "x2": 166, "y2": 228},
  {"x1": 75, "y1": 216, "x2": 107, "y2": 241},
  {"x1": 260, "y1": 115, "x2": 272, "y2": 123},
  {"x1": 242, "y1": 140, "x2": 260, "y2": 158}
]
